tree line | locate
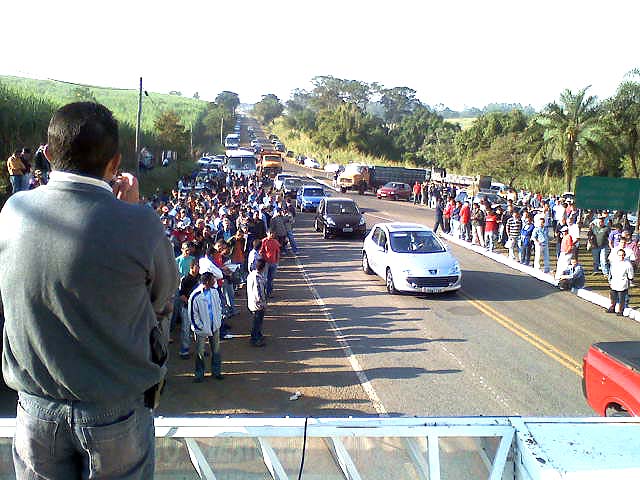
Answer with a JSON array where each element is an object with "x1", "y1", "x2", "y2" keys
[{"x1": 257, "y1": 72, "x2": 640, "y2": 192}]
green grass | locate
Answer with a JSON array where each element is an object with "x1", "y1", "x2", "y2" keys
[{"x1": 0, "y1": 75, "x2": 208, "y2": 132}]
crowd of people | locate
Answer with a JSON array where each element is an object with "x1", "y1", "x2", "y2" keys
[
  {"x1": 146, "y1": 169, "x2": 302, "y2": 381},
  {"x1": 423, "y1": 181, "x2": 636, "y2": 315}
]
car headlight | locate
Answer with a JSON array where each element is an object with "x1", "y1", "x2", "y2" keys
[
  {"x1": 449, "y1": 263, "x2": 461, "y2": 275},
  {"x1": 326, "y1": 217, "x2": 336, "y2": 226},
  {"x1": 359, "y1": 217, "x2": 366, "y2": 225}
]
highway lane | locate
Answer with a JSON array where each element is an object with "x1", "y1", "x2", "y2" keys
[{"x1": 286, "y1": 163, "x2": 640, "y2": 416}]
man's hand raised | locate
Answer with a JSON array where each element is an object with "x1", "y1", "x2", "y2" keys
[{"x1": 112, "y1": 173, "x2": 140, "y2": 204}]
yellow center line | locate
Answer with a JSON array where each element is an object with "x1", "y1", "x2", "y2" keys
[{"x1": 460, "y1": 291, "x2": 582, "y2": 376}]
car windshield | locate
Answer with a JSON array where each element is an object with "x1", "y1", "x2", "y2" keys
[
  {"x1": 228, "y1": 156, "x2": 256, "y2": 170},
  {"x1": 284, "y1": 179, "x2": 302, "y2": 187},
  {"x1": 327, "y1": 202, "x2": 358, "y2": 215},
  {"x1": 303, "y1": 188, "x2": 324, "y2": 197},
  {"x1": 389, "y1": 231, "x2": 445, "y2": 254}
]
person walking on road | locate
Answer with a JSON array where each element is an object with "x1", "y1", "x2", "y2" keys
[
  {"x1": 433, "y1": 197, "x2": 445, "y2": 234},
  {"x1": 247, "y1": 258, "x2": 268, "y2": 347},
  {"x1": 189, "y1": 271, "x2": 224, "y2": 381},
  {"x1": 0, "y1": 102, "x2": 178, "y2": 479}
]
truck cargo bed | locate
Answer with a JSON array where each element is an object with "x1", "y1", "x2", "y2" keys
[{"x1": 594, "y1": 341, "x2": 640, "y2": 374}]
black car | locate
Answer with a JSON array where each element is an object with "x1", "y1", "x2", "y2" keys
[{"x1": 314, "y1": 197, "x2": 366, "y2": 239}]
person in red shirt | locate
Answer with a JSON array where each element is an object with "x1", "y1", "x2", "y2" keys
[
  {"x1": 412, "y1": 181, "x2": 422, "y2": 205},
  {"x1": 484, "y1": 209, "x2": 498, "y2": 251},
  {"x1": 259, "y1": 229, "x2": 281, "y2": 297},
  {"x1": 443, "y1": 198, "x2": 454, "y2": 233},
  {"x1": 459, "y1": 201, "x2": 471, "y2": 241}
]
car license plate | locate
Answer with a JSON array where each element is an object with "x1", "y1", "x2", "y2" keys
[
  {"x1": 421, "y1": 287, "x2": 443, "y2": 293},
  {"x1": 343, "y1": 227, "x2": 353, "y2": 233},
  {"x1": 380, "y1": 193, "x2": 387, "y2": 197}
]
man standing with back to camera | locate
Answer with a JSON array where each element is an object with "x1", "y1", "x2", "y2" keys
[{"x1": 0, "y1": 102, "x2": 178, "y2": 479}]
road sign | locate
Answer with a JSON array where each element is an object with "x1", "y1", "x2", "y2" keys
[{"x1": 575, "y1": 176, "x2": 640, "y2": 212}]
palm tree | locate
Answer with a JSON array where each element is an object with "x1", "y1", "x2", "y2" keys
[
  {"x1": 536, "y1": 87, "x2": 601, "y2": 191},
  {"x1": 604, "y1": 69, "x2": 640, "y2": 178}
]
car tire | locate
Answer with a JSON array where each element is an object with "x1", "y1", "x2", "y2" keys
[
  {"x1": 340, "y1": 187, "x2": 347, "y2": 193},
  {"x1": 314, "y1": 218, "x2": 320, "y2": 232},
  {"x1": 386, "y1": 268, "x2": 398, "y2": 295},
  {"x1": 323, "y1": 225, "x2": 330, "y2": 239},
  {"x1": 605, "y1": 404, "x2": 630, "y2": 417},
  {"x1": 392, "y1": 195, "x2": 397, "y2": 201},
  {"x1": 362, "y1": 252, "x2": 373, "y2": 275}
]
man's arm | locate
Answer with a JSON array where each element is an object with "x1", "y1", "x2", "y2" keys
[{"x1": 150, "y1": 236, "x2": 180, "y2": 315}]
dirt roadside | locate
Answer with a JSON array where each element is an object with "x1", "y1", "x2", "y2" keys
[{"x1": 156, "y1": 253, "x2": 377, "y2": 417}]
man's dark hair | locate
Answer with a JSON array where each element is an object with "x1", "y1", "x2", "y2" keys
[
  {"x1": 47, "y1": 102, "x2": 119, "y2": 177},
  {"x1": 201, "y1": 272, "x2": 214, "y2": 284}
]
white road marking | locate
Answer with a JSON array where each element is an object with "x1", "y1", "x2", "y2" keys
[
  {"x1": 438, "y1": 344, "x2": 517, "y2": 414},
  {"x1": 294, "y1": 256, "x2": 389, "y2": 416},
  {"x1": 364, "y1": 213, "x2": 394, "y2": 222}
]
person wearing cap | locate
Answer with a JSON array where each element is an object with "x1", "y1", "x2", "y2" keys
[{"x1": 188, "y1": 271, "x2": 224, "y2": 381}]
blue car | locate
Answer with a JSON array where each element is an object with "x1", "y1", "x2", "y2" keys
[{"x1": 296, "y1": 185, "x2": 328, "y2": 212}]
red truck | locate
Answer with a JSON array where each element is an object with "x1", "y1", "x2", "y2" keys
[{"x1": 582, "y1": 341, "x2": 640, "y2": 417}]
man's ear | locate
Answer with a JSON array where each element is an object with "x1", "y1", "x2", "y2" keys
[
  {"x1": 43, "y1": 144, "x2": 53, "y2": 163},
  {"x1": 104, "y1": 153, "x2": 122, "y2": 179}
]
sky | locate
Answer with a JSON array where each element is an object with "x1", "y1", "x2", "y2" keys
[{"x1": 3, "y1": 0, "x2": 639, "y2": 111}]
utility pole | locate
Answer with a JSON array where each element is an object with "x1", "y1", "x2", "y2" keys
[
  {"x1": 220, "y1": 116, "x2": 224, "y2": 146},
  {"x1": 190, "y1": 123, "x2": 194, "y2": 159},
  {"x1": 135, "y1": 77, "x2": 142, "y2": 177}
]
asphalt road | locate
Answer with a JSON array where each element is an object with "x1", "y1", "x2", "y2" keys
[{"x1": 286, "y1": 162, "x2": 640, "y2": 417}]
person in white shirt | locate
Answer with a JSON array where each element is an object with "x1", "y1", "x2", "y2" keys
[
  {"x1": 607, "y1": 249, "x2": 634, "y2": 316},
  {"x1": 608, "y1": 237, "x2": 636, "y2": 265}
]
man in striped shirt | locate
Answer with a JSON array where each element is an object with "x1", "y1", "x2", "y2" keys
[{"x1": 506, "y1": 210, "x2": 523, "y2": 261}]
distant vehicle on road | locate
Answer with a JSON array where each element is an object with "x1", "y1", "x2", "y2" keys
[
  {"x1": 296, "y1": 185, "x2": 328, "y2": 212},
  {"x1": 224, "y1": 133, "x2": 240, "y2": 149},
  {"x1": 282, "y1": 177, "x2": 304, "y2": 197},
  {"x1": 362, "y1": 223, "x2": 462, "y2": 295},
  {"x1": 225, "y1": 149, "x2": 256, "y2": 177},
  {"x1": 304, "y1": 157, "x2": 321, "y2": 169},
  {"x1": 314, "y1": 197, "x2": 366, "y2": 239},
  {"x1": 274, "y1": 173, "x2": 297, "y2": 191},
  {"x1": 376, "y1": 182, "x2": 411, "y2": 201}
]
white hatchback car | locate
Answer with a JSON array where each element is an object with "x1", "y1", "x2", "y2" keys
[{"x1": 362, "y1": 223, "x2": 462, "y2": 294}]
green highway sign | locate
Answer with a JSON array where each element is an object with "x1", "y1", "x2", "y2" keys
[{"x1": 575, "y1": 176, "x2": 640, "y2": 211}]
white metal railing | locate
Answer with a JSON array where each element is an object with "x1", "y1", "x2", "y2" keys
[{"x1": 0, "y1": 417, "x2": 638, "y2": 479}]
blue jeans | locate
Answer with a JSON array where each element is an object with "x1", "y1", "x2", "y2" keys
[
  {"x1": 287, "y1": 231, "x2": 298, "y2": 253},
  {"x1": 179, "y1": 305, "x2": 191, "y2": 355},
  {"x1": 265, "y1": 263, "x2": 278, "y2": 296},
  {"x1": 14, "y1": 392, "x2": 154, "y2": 479},
  {"x1": 251, "y1": 309, "x2": 265, "y2": 343},
  {"x1": 195, "y1": 331, "x2": 221, "y2": 380},
  {"x1": 9, "y1": 175, "x2": 24, "y2": 194}
]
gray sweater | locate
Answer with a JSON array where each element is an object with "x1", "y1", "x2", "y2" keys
[{"x1": 0, "y1": 179, "x2": 178, "y2": 402}]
